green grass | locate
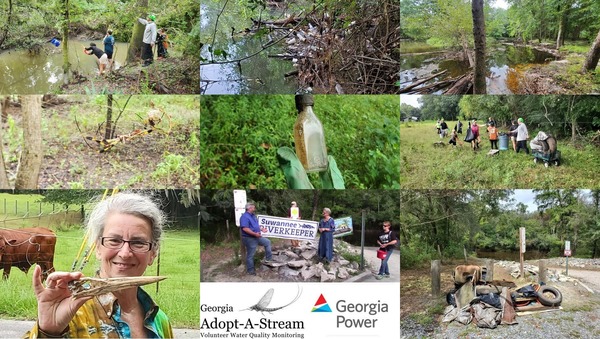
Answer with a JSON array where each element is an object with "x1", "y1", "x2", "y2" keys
[
  {"x1": 0, "y1": 227, "x2": 199, "y2": 328},
  {"x1": 401, "y1": 121, "x2": 600, "y2": 189}
]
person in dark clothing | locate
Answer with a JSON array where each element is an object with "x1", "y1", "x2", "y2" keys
[
  {"x1": 439, "y1": 119, "x2": 449, "y2": 138},
  {"x1": 317, "y1": 208, "x2": 335, "y2": 263},
  {"x1": 83, "y1": 43, "x2": 108, "y2": 75},
  {"x1": 375, "y1": 221, "x2": 398, "y2": 279},
  {"x1": 156, "y1": 28, "x2": 169, "y2": 59},
  {"x1": 508, "y1": 120, "x2": 518, "y2": 151}
]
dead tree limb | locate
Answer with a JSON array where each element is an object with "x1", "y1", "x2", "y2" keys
[{"x1": 399, "y1": 70, "x2": 447, "y2": 94}]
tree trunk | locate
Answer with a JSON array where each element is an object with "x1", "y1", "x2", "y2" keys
[
  {"x1": 311, "y1": 190, "x2": 320, "y2": 221},
  {"x1": 556, "y1": 4, "x2": 569, "y2": 50},
  {"x1": 105, "y1": 94, "x2": 113, "y2": 139},
  {"x1": 582, "y1": 28, "x2": 600, "y2": 72},
  {"x1": 61, "y1": 0, "x2": 70, "y2": 85},
  {"x1": 15, "y1": 96, "x2": 42, "y2": 189},
  {"x1": 0, "y1": 0, "x2": 13, "y2": 49},
  {"x1": 460, "y1": 36, "x2": 474, "y2": 68},
  {"x1": 471, "y1": 0, "x2": 486, "y2": 94},
  {"x1": 0, "y1": 97, "x2": 9, "y2": 188},
  {"x1": 127, "y1": 0, "x2": 149, "y2": 63}
]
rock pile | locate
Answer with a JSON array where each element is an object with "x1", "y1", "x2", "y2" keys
[{"x1": 259, "y1": 239, "x2": 363, "y2": 282}]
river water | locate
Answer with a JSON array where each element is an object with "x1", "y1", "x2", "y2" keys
[
  {"x1": 400, "y1": 42, "x2": 557, "y2": 94},
  {"x1": 200, "y1": 1, "x2": 297, "y2": 94},
  {"x1": 0, "y1": 40, "x2": 129, "y2": 94},
  {"x1": 476, "y1": 250, "x2": 550, "y2": 261}
]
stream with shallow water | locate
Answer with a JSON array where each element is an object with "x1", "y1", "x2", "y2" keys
[
  {"x1": 0, "y1": 40, "x2": 129, "y2": 94},
  {"x1": 400, "y1": 42, "x2": 558, "y2": 94},
  {"x1": 199, "y1": 1, "x2": 297, "y2": 94}
]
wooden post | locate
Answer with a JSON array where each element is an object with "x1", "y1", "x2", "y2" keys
[
  {"x1": 520, "y1": 251, "x2": 524, "y2": 279},
  {"x1": 519, "y1": 227, "x2": 526, "y2": 279},
  {"x1": 431, "y1": 260, "x2": 441, "y2": 297},
  {"x1": 538, "y1": 260, "x2": 546, "y2": 284},
  {"x1": 437, "y1": 244, "x2": 442, "y2": 258},
  {"x1": 463, "y1": 246, "x2": 468, "y2": 263},
  {"x1": 485, "y1": 259, "x2": 494, "y2": 282}
]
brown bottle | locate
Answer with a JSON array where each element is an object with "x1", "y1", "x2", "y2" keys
[{"x1": 293, "y1": 94, "x2": 328, "y2": 173}]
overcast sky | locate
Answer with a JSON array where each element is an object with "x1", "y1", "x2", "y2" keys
[
  {"x1": 510, "y1": 190, "x2": 537, "y2": 212},
  {"x1": 492, "y1": 0, "x2": 509, "y2": 9},
  {"x1": 400, "y1": 95, "x2": 422, "y2": 108}
]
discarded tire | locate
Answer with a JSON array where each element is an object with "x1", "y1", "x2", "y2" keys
[{"x1": 537, "y1": 286, "x2": 562, "y2": 307}]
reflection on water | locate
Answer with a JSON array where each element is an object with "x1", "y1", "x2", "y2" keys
[
  {"x1": 400, "y1": 43, "x2": 557, "y2": 94},
  {"x1": 200, "y1": 2, "x2": 297, "y2": 94},
  {"x1": 0, "y1": 40, "x2": 129, "y2": 94}
]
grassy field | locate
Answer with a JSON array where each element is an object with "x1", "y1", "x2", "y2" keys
[
  {"x1": 0, "y1": 224, "x2": 199, "y2": 328},
  {"x1": 401, "y1": 121, "x2": 600, "y2": 189}
]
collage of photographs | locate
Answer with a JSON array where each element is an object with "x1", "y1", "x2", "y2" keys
[
  {"x1": 401, "y1": 0, "x2": 600, "y2": 338},
  {"x1": 3, "y1": 0, "x2": 600, "y2": 339}
]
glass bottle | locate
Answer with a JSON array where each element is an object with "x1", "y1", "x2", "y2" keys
[{"x1": 293, "y1": 94, "x2": 328, "y2": 173}]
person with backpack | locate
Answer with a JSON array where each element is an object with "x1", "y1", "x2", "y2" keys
[{"x1": 375, "y1": 221, "x2": 398, "y2": 280}]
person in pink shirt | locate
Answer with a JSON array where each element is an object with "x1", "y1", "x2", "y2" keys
[{"x1": 471, "y1": 119, "x2": 480, "y2": 150}]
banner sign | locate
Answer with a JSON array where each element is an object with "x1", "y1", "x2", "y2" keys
[
  {"x1": 257, "y1": 215, "x2": 318, "y2": 241},
  {"x1": 333, "y1": 217, "x2": 353, "y2": 238}
]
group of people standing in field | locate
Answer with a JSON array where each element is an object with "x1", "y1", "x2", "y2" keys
[
  {"x1": 83, "y1": 14, "x2": 170, "y2": 75},
  {"x1": 437, "y1": 117, "x2": 530, "y2": 153}
]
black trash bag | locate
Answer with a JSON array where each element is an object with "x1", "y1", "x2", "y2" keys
[
  {"x1": 479, "y1": 293, "x2": 502, "y2": 309},
  {"x1": 516, "y1": 285, "x2": 537, "y2": 298},
  {"x1": 446, "y1": 289, "x2": 457, "y2": 307},
  {"x1": 464, "y1": 122, "x2": 475, "y2": 142}
]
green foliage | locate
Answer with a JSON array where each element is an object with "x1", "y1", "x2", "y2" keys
[
  {"x1": 400, "y1": 244, "x2": 435, "y2": 269},
  {"x1": 201, "y1": 95, "x2": 399, "y2": 189},
  {"x1": 402, "y1": 189, "x2": 600, "y2": 265},
  {"x1": 419, "y1": 96, "x2": 461, "y2": 120},
  {"x1": 40, "y1": 190, "x2": 102, "y2": 207}
]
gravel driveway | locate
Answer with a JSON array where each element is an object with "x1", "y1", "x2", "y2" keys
[{"x1": 402, "y1": 258, "x2": 600, "y2": 338}]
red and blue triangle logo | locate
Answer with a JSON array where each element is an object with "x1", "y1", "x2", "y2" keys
[{"x1": 311, "y1": 294, "x2": 332, "y2": 312}]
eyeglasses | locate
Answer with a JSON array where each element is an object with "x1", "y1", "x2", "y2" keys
[{"x1": 101, "y1": 237, "x2": 153, "y2": 253}]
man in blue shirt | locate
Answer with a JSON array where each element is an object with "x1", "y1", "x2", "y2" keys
[
  {"x1": 240, "y1": 203, "x2": 272, "y2": 275},
  {"x1": 103, "y1": 29, "x2": 115, "y2": 70}
]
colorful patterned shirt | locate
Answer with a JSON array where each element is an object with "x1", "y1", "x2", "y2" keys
[{"x1": 25, "y1": 287, "x2": 173, "y2": 338}]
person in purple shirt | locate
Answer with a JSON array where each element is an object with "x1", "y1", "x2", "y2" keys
[{"x1": 240, "y1": 203, "x2": 272, "y2": 275}]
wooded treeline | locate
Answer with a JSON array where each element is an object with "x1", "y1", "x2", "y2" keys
[
  {"x1": 200, "y1": 190, "x2": 399, "y2": 244},
  {"x1": 401, "y1": 0, "x2": 600, "y2": 46},
  {"x1": 400, "y1": 190, "x2": 600, "y2": 268},
  {"x1": 401, "y1": 95, "x2": 600, "y2": 142}
]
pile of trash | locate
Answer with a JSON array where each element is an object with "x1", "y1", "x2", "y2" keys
[{"x1": 442, "y1": 265, "x2": 562, "y2": 329}]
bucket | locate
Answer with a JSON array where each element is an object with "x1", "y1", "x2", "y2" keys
[
  {"x1": 49, "y1": 38, "x2": 61, "y2": 47},
  {"x1": 499, "y1": 134, "x2": 508, "y2": 150},
  {"x1": 377, "y1": 249, "x2": 387, "y2": 260}
]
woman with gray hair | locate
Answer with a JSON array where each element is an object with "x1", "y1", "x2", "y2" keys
[
  {"x1": 27, "y1": 192, "x2": 173, "y2": 338},
  {"x1": 317, "y1": 207, "x2": 335, "y2": 263}
]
